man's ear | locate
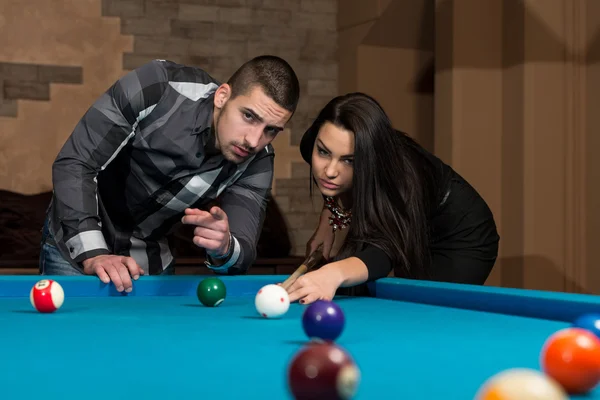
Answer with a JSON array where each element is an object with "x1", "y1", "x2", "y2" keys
[{"x1": 214, "y1": 83, "x2": 231, "y2": 110}]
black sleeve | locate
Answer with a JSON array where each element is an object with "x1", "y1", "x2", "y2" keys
[{"x1": 353, "y1": 245, "x2": 393, "y2": 282}]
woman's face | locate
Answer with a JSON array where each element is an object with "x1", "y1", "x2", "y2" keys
[{"x1": 311, "y1": 122, "x2": 354, "y2": 198}]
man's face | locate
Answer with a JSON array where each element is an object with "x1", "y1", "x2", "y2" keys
[{"x1": 212, "y1": 84, "x2": 292, "y2": 163}]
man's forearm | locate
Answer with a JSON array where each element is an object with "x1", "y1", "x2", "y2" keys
[
  {"x1": 51, "y1": 60, "x2": 170, "y2": 263},
  {"x1": 49, "y1": 188, "x2": 111, "y2": 263},
  {"x1": 205, "y1": 234, "x2": 243, "y2": 273},
  {"x1": 212, "y1": 149, "x2": 274, "y2": 274}
]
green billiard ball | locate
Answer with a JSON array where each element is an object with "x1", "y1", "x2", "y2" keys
[{"x1": 197, "y1": 277, "x2": 226, "y2": 307}]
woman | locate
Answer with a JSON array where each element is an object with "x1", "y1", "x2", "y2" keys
[{"x1": 285, "y1": 92, "x2": 500, "y2": 304}]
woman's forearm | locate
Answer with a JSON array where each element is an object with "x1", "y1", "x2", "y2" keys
[{"x1": 323, "y1": 257, "x2": 369, "y2": 288}]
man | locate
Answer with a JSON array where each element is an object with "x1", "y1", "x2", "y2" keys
[{"x1": 40, "y1": 55, "x2": 300, "y2": 293}]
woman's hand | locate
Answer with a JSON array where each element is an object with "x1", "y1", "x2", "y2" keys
[
  {"x1": 286, "y1": 265, "x2": 344, "y2": 305},
  {"x1": 306, "y1": 207, "x2": 335, "y2": 260}
]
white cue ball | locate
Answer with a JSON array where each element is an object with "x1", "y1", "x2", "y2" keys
[{"x1": 255, "y1": 284, "x2": 290, "y2": 318}]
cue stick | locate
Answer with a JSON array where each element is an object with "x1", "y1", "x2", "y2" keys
[{"x1": 281, "y1": 245, "x2": 324, "y2": 290}]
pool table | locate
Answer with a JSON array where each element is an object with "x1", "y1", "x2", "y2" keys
[{"x1": 1, "y1": 274, "x2": 600, "y2": 399}]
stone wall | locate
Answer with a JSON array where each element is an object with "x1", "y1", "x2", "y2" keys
[
  {"x1": 0, "y1": 0, "x2": 338, "y2": 257},
  {"x1": 0, "y1": 63, "x2": 82, "y2": 117},
  {"x1": 105, "y1": 0, "x2": 338, "y2": 256},
  {"x1": 0, "y1": 0, "x2": 132, "y2": 193}
]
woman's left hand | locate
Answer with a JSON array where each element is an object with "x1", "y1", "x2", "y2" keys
[{"x1": 286, "y1": 266, "x2": 343, "y2": 305}]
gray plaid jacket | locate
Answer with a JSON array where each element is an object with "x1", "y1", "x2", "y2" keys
[{"x1": 46, "y1": 59, "x2": 274, "y2": 275}]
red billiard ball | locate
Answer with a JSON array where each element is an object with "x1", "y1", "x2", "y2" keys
[
  {"x1": 287, "y1": 342, "x2": 360, "y2": 400},
  {"x1": 541, "y1": 327, "x2": 600, "y2": 394},
  {"x1": 30, "y1": 279, "x2": 64, "y2": 313}
]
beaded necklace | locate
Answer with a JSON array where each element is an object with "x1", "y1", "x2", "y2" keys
[{"x1": 324, "y1": 196, "x2": 352, "y2": 231}]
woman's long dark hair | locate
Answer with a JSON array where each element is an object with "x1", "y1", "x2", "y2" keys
[{"x1": 302, "y1": 93, "x2": 438, "y2": 279}]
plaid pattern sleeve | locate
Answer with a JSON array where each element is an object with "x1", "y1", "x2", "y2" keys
[
  {"x1": 51, "y1": 60, "x2": 173, "y2": 264},
  {"x1": 206, "y1": 146, "x2": 275, "y2": 274},
  {"x1": 48, "y1": 59, "x2": 257, "y2": 274}
]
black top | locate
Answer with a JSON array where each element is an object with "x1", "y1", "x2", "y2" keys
[{"x1": 352, "y1": 134, "x2": 500, "y2": 285}]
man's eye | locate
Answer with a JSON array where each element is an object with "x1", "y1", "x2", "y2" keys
[{"x1": 243, "y1": 112, "x2": 253, "y2": 121}]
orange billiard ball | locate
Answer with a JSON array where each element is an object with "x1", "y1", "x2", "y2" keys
[{"x1": 540, "y1": 327, "x2": 600, "y2": 394}]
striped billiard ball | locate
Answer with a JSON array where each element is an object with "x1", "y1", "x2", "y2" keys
[
  {"x1": 30, "y1": 279, "x2": 64, "y2": 313},
  {"x1": 287, "y1": 342, "x2": 360, "y2": 400},
  {"x1": 475, "y1": 368, "x2": 567, "y2": 399}
]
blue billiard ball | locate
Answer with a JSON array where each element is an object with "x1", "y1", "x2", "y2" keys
[
  {"x1": 302, "y1": 300, "x2": 345, "y2": 342},
  {"x1": 573, "y1": 313, "x2": 600, "y2": 338}
]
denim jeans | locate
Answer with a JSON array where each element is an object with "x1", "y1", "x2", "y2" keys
[
  {"x1": 39, "y1": 217, "x2": 175, "y2": 276},
  {"x1": 39, "y1": 217, "x2": 83, "y2": 276}
]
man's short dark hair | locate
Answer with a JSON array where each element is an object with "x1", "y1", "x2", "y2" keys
[{"x1": 227, "y1": 55, "x2": 300, "y2": 113}]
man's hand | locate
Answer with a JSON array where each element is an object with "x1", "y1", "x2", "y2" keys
[
  {"x1": 82, "y1": 255, "x2": 144, "y2": 292},
  {"x1": 181, "y1": 206, "x2": 231, "y2": 258}
]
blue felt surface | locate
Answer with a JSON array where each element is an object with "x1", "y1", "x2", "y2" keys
[{"x1": 1, "y1": 275, "x2": 599, "y2": 399}]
